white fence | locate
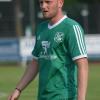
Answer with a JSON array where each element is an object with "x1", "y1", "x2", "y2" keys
[{"x1": 0, "y1": 35, "x2": 100, "y2": 63}]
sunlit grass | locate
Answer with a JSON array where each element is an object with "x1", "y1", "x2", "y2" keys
[{"x1": 0, "y1": 62, "x2": 100, "y2": 100}]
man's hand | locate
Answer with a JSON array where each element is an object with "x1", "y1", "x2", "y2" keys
[{"x1": 8, "y1": 89, "x2": 21, "y2": 100}]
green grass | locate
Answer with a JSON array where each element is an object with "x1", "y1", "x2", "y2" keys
[
  {"x1": 86, "y1": 63, "x2": 100, "y2": 100},
  {"x1": 0, "y1": 65, "x2": 38, "y2": 100},
  {"x1": 0, "y1": 62, "x2": 100, "y2": 100}
]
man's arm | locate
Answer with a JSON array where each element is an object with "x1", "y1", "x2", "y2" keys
[
  {"x1": 8, "y1": 58, "x2": 39, "y2": 100},
  {"x1": 75, "y1": 58, "x2": 88, "y2": 100}
]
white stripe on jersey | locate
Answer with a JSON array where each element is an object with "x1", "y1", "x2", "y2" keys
[
  {"x1": 76, "y1": 25, "x2": 87, "y2": 54},
  {"x1": 75, "y1": 25, "x2": 86, "y2": 54},
  {"x1": 73, "y1": 25, "x2": 86, "y2": 55},
  {"x1": 72, "y1": 55, "x2": 87, "y2": 61},
  {"x1": 73, "y1": 25, "x2": 82, "y2": 54}
]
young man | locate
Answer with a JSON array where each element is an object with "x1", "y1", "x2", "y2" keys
[{"x1": 8, "y1": 0, "x2": 88, "y2": 100}]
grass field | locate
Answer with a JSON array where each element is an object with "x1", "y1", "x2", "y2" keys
[{"x1": 0, "y1": 62, "x2": 100, "y2": 100}]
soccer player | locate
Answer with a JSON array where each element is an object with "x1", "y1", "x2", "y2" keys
[{"x1": 8, "y1": 0, "x2": 88, "y2": 100}]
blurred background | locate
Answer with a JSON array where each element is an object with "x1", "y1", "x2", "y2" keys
[{"x1": 0, "y1": 0, "x2": 100, "y2": 100}]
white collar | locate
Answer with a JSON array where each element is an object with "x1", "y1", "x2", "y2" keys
[{"x1": 48, "y1": 15, "x2": 68, "y2": 29}]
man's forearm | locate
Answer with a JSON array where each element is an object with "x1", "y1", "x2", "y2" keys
[
  {"x1": 76, "y1": 58, "x2": 88, "y2": 100},
  {"x1": 16, "y1": 59, "x2": 38, "y2": 92}
]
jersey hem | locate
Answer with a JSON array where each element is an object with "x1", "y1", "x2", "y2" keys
[
  {"x1": 72, "y1": 55, "x2": 87, "y2": 61},
  {"x1": 32, "y1": 55, "x2": 38, "y2": 60}
]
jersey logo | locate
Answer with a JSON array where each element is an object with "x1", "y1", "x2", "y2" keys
[
  {"x1": 41, "y1": 41, "x2": 50, "y2": 55},
  {"x1": 39, "y1": 41, "x2": 57, "y2": 60},
  {"x1": 54, "y1": 32, "x2": 64, "y2": 43}
]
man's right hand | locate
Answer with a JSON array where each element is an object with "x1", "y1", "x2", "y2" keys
[{"x1": 8, "y1": 89, "x2": 21, "y2": 100}]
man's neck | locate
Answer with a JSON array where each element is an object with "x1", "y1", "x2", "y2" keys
[{"x1": 49, "y1": 12, "x2": 64, "y2": 25}]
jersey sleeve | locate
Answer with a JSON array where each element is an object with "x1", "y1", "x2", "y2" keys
[
  {"x1": 66, "y1": 24, "x2": 87, "y2": 61},
  {"x1": 31, "y1": 29, "x2": 39, "y2": 60},
  {"x1": 32, "y1": 38, "x2": 38, "y2": 60}
]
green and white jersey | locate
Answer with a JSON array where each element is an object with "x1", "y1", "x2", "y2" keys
[{"x1": 32, "y1": 15, "x2": 87, "y2": 100}]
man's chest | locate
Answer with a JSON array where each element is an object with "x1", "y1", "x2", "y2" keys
[{"x1": 37, "y1": 30, "x2": 65, "y2": 48}]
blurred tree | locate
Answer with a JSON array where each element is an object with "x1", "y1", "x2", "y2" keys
[
  {"x1": 20, "y1": 0, "x2": 35, "y2": 36},
  {"x1": 77, "y1": 0, "x2": 100, "y2": 3},
  {"x1": 20, "y1": 0, "x2": 29, "y2": 36},
  {"x1": 77, "y1": 0, "x2": 100, "y2": 33},
  {"x1": 64, "y1": 0, "x2": 100, "y2": 5},
  {"x1": 0, "y1": 1, "x2": 15, "y2": 37},
  {"x1": 14, "y1": 0, "x2": 23, "y2": 37},
  {"x1": 64, "y1": 0, "x2": 78, "y2": 5}
]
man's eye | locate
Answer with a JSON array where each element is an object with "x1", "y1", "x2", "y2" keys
[
  {"x1": 46, "y1": 1, "x2": 51, "y2": 4},
  {"x1": 46, "y1": 1, "x2": 50, "y2": 3},
  {"x1": 39, "y1": 1, "x2": 43, "y2": 4}
]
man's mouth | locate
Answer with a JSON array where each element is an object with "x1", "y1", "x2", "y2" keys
[{"x1": 42, "y1": 10, "x2": 48, "y2": 13}]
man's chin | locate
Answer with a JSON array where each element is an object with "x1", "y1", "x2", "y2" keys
[{"x1": 43, "y1": 15, "x2": 51, "y2": 19}]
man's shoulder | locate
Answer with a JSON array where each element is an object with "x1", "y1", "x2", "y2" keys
[
  {"x1": 64, "y1": 17, "x2": 80, "y2": 26},
  {"x1": 63, "y1": 17, "x2": 83, "y2": 32}
]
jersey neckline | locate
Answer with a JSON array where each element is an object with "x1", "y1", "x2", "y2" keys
[{"x1": 48, "y1": 15, "x2": 68, "y2": 29}]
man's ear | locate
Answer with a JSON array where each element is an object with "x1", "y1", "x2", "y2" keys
[{"x1": 58, "y1": 0, "x2": 64, "y2": 8}]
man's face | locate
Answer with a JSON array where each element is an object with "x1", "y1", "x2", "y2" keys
[{"x1": 39, "y1": 0, "x2": 60, "y2": 19}]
